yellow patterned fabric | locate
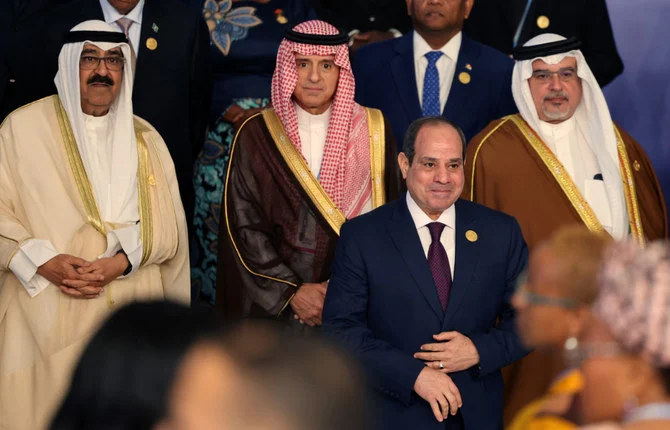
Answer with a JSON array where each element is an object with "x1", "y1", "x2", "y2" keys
[{"x1": 508, "y1": 369, "x2": 583, "y2": 430}]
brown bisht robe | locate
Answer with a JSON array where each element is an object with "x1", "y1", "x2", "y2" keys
[
  {"x1": 463, "y1": 113, "x2": 668, "y2": 423},
  {"x1": 216, "y1": 108, "x2": 402, "y2": 325}
]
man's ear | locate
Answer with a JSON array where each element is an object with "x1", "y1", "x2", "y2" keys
[
  {"x1": 398, "y1": 152, "x2": 410, "y2": 179},
  {"x1": 405, "y1": 0, "x2": 412, "y2": 17},
  {"x1": 464, "y1": 0, "x2": 475, "y2": 20}
]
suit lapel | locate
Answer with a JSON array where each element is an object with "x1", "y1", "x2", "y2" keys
[
  {"x1": 442, "y1": 36, "x2": 480, "y2": 127},
  {"x1": 386, "y1": 196, "x2": 444, "y2": 320},
  {"x1": 442, "y1": 199, "x2": 479, "y2": 328},
  {"x1": 133, "y1": 0, "x2": 162, "y2": 90},
  {"x1": 391, "y1": 32, "x2": 422, "y2": 123}
]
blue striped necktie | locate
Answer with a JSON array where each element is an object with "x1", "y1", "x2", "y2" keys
[{"x1": 422, "y1": 51, "x2": 443, "y2": 117}]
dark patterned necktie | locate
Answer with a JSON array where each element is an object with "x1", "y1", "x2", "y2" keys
[{"x1": 427, "y1": 222, "x2": 452, "y2": 312}]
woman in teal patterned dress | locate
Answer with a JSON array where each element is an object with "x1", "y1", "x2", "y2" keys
[{"x1": 193, "y1": 0, "x2": 316, "y2": 304}]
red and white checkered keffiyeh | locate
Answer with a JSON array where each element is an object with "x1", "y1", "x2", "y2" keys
[{"x1": 271, "y1": 20, "x2": 371, "y2": 219}]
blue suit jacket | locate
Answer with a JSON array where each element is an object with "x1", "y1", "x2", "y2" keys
[
  {"x1": 352, "y1": 32, "x2": 518, "y2": 149},
  {"x1": 323, "y1": 196, "x2": 529, "y2": 430}
]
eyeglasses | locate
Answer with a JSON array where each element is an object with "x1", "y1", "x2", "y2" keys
[
  {"x1": 531, "y1": 67, "x2": 577, "y2": 82},
  {"x1": 514, "y1": 271, "x2": 579, "y2": 309},
  {"x1": 79, "y1": 55, "x2": 125, "y2": 71}
]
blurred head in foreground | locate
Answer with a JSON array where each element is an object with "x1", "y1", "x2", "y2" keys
[
  {"x1": 577, "y1": 240, "x2": 670, "y2": 425},
  {"x1": 221, "y1": 321, "x2": 372, "y2": 430},
  {"x1": 50, "y1": 301, "x2": 218, "y2": 430},
  {"x1": 512, "y1": 225, "x2": 612, "y2": 350}
]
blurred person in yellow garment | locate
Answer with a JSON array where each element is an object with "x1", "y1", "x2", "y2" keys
[{"x1": 509, "y1": 225, "x2": 612, "y2": 429}]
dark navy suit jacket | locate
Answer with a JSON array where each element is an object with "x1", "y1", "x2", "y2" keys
[
  {"x1": 352, "y1": 32, "x2": 518, "y2": 149},
  {"x1": 323, "y1": 196, "x2": 529, "y2": 429}
]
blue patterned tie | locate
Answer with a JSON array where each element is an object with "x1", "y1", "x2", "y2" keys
[{"x1": 422, "y1": 51, "x2": 443, "y2": 117}]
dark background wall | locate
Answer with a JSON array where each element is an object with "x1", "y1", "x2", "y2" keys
[{"x1": 604, "y1": 0, "x2": 670, "y2": 207}]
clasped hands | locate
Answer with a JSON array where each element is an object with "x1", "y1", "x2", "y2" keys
[
  {"x1": 36, "y1": 253, "x2": 129, "y2": 299},
  {"x1": 412, "y1": 331, "x2": 480, "y2": 423},
  {"x1": 290, "y1": 281, "x2": 328, "y2": 327}
]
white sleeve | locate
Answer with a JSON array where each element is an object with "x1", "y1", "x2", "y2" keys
[
  {"x1": 9, "y1": 239, "x2": 59, "y2": 298},
  {"x1": 100, "y1": 224, "x2": 143, "y2": 277}
]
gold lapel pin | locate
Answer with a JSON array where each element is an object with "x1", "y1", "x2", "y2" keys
[
  {"x1": 633, "y1": 160, "x2": 641, "y2": 172},
  {"x1": 465, "y1": 230, "x2": 478, "y2": 242},
  {"x1": 275, "y1": 8, "x2": 288, "y2": 24},
  {"x1": 537, "y1": 15, "x2": 550, "y2": 29},
  {"x1": 146, "y1": 37, "x2": 158, "y2": 51},
  {"x1": 458, "y1": 71, "x2": 471, "y2": 85}
]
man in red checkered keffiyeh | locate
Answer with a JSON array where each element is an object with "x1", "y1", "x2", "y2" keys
[
  {"x1": 217, "y1": 19, "x2": 401, "y2": 330},
  {"x1": 272, "y1": 19, "x2": 374, "y2": 218}
]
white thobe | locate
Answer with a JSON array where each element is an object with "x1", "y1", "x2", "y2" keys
[
  {"x1": 538, "y1": 117, "x2": 615, "y2": 234},
  {"x1": 9, "y1": 114, "x2": 142, "y2": 298}
]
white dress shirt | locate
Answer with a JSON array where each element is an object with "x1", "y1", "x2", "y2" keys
[
  {"x1": 100, "y1": 0, "x2": 145, "y2": 56},
  {"x1": 9, "y1": 115, "x2": 143, "y2": 298},
  {"x1": 538, "y1": 117, "x2": 614, "y2": 233},
  {"x1": 406, "y1": 193, "x2": 456, "y2": 279},
  {"x1": 413, "y1": 31, "x2": 462, "y2": 113}
]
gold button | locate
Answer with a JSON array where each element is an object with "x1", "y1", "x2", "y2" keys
[
  {"x1": 458, "y1": 72, "x2": 471, "y2": 85},
  {"x1": 537, "y1": 15, "x2": 550, "y2": 29},
  {"x1": 465, "y1": 230, "x2": 478, "y2": 242},
  {"x1": 146, "y1": 37, "x2": 158, "y2": 50},
  {"x1": 633, "y1": 160, "x2": 641, "y2": 172},
  {"x1": 148, "y1": 174, "x2": 156, "y2": 186}
]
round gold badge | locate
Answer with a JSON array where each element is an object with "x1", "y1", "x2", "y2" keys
[
  {"x1": 458, "y1": 72, "x2": 471, "y2": 85},
  {"x1": 146, "y1": 37, "x2": 158, "y2": 50},
  {"x1": 633, "y1": 160, "x2": 641, "y2": 172},
  {"x1": 465, "y1": 230, "x2": 478, "y2": 242},
  {"x1": 537, "y1": 15, "x2": 550, "y2": 29}
]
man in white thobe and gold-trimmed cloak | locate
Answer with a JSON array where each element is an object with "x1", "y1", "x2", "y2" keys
[{"x1": 0, "y1": 20, "x2": 189, "y2": 429}]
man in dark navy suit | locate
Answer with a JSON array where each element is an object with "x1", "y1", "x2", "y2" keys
[
  {"x1": 353, "y1": 0, "x2": 517, "y2": 150},
  {"x1": 352, "y1": 0, "x2": 518, "y2": 148},
  {"x1": 323, "y1": 116, "x2": 529, "y2": 429}
]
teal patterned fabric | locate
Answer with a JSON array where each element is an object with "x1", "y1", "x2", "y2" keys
[{"x1": 191, "y1": 97, "x2": 270, "y2": 304}]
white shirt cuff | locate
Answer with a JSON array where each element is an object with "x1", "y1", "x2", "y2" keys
[
  {"x1": 9, "y1": 239, "x2": 59, "y2": 298},
  {"x1": 101, "y1": 224, "x2": 143, "y2": 277}
]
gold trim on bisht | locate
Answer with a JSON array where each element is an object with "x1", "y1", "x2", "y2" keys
[
  {"x1": 262, "y1": 108, "x2": 347, "y2": 235},
  {"x1": 365, "y1": 107, "x2": 386, "y2": 209},
  {"x1": 614, "y1": 125, "x2": 645, "y2": 245},
  {"x1": 509, "y1": 116, "x2": 645, "y2": 242},
  {"x1": 509, "y1": 115, "x2": 605, "y2": 233},
  {"x1": 223, "y1": 112, "x2": 299, "y2": 294},
  {"x1": 467, "y1": 116, "x2": 512, "y2": 201},
  {"x1": 134, "y1": 120, "x2": 154, "y2": 264},
  {"x1": 54, "y1": 96, "x2": 107, "y2": 236}
]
